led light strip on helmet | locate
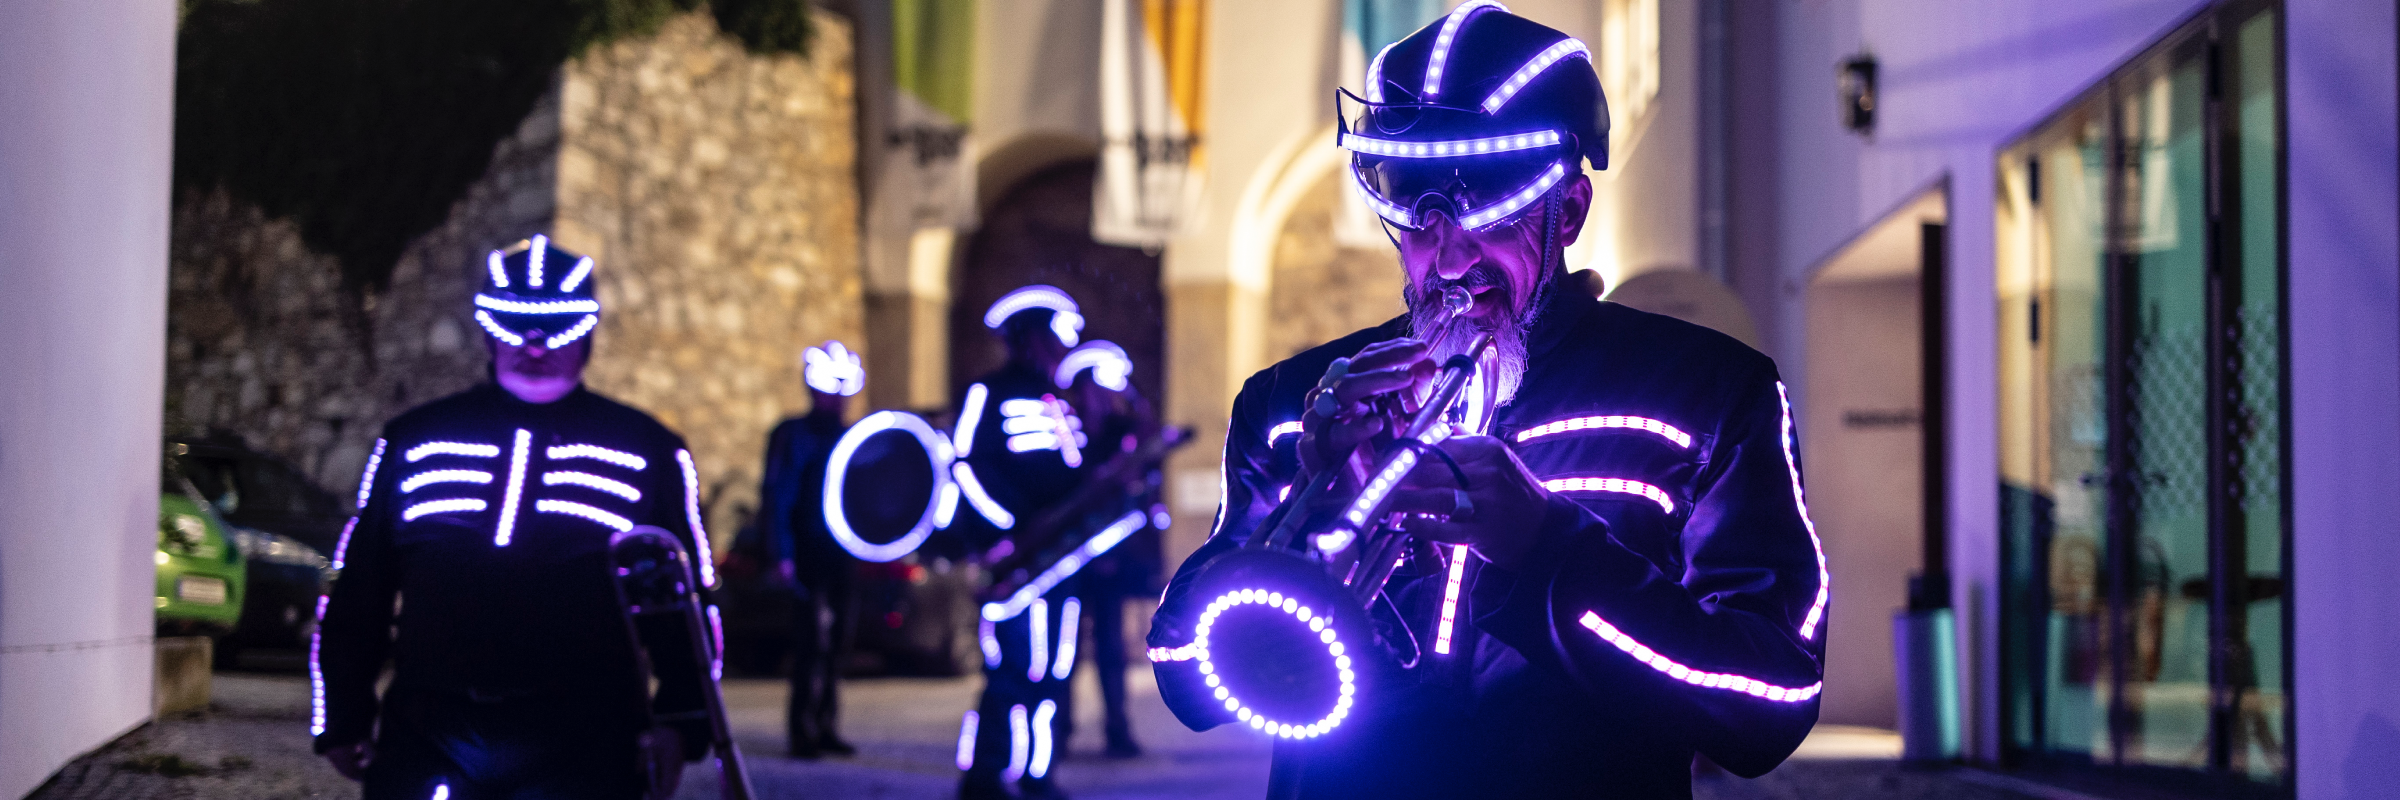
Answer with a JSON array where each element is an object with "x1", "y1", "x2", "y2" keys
[
  {"x1": 823, "y1": 410, "x2": 955, "y2": 562},
  {"x1": 1364, "y1": 41, "x2": 1397, "y2": 102},
  {"x1": 1053, "y1": 341, "x2": 1132, "y2": 391},
  {"x1": 1578, "y1": 611, "x2": 1822, "y2": 702},
  {"x1": 475, "y1": 310, "x2": 526, "y2": 347},
  {"x1": 1422, "y1": 0, "x2": 1508, "y2": 98},
  {"x1": 545, "y1": 314, "x2": 598, "y2": 349},
  {"x1": 486, "y1": 250, "x2": 510, "y2": 289},
  {"x1": 804, "y1": 341, "x2": 866, "y2": 396},
  {"x1": 1341, "y1": 129, "x2": 1562, "y2": 158},
  {"x1": 1459, "y1": 161, "x2": 1569, "y2": 229},
  {"x1": 473, "y1": 294, "x2": 601, "y2": 315},
  {"x1": 526, "y1": 234, "x2": 549, "y2": 288},
  {"x1": 559, "y1": 256, "x2": 596, "y2": 293},
  {"x1": 983, "y1": 285, "x2": 1084, "y2": 347},
  {"x1": 1189, "y1": 588, "x2": 1357, "y2": 739},
  {"x1": 1351, "y1": 166, "x2": 1416, "y2": 228},
  {"x1": 1480, "y1": 37, "x2": 1592, "y2": 113}
]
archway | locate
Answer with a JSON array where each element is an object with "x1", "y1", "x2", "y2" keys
[{"x1": 952, "y1": 160, "x2": 1166, "y2": 403}]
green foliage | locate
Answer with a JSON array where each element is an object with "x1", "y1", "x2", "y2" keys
[{"x1": 174, "y1": 0, "x2": 813, "y2": 294}]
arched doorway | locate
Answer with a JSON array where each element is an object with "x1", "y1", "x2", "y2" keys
[{"x1": 952, "y1": 161, "x2": 1166, "y2": 402}]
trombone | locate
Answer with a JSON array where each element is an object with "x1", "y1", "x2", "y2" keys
[{"x1": 609, "y1": 525, "x2": 757, "y2": 800}]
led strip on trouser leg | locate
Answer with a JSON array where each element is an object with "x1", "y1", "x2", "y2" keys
[
  {"x1": 952, "y1": 463, "x2": 1016, "y2": 530},
  {"x1": 493, "y1": 429, "x2": 532, "y2": 546},
  {"x1": 1053, "y1": 597, "x2": 1081, "y2": 680},
  {"x1": 1030, "y1": 700, "x2": 1058, "y2": 779},
  {"x1": 1578, "y1": 612, "x2": 1821, "y2": 702},
  {"x1": 980, "y1": 619, "x2": 1002, "y2": 668},
  {"x1": 309, "y1": 594, "x2": 329, "y2": 735},
  {"x1": 1027, "y1": 598, "x2": 1050, "y2": 683},
  {"x1": 1433, "y1": 544, "x2": 1470, "y2": 655},
  {"x1": 956, "y1": 711, "x2": 979, "y2": 770},
  {"x1": 1776, "y1": 382, "x2": 1832, "y2": 641},
  {"x1": 1004, "y1": 704, "x2": 1030, "y2": 781}
]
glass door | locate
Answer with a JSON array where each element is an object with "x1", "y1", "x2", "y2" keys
[{"x1": 1995, "y1": 1, "x2": 2286, "y2": 793}]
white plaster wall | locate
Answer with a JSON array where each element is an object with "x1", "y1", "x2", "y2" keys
[
  {"x1": 0, "y1": 0, "x2": 178, "y2": 795},
  {"x1": 2285, "y1": 0, "x2": 2400, "y2": 796}
]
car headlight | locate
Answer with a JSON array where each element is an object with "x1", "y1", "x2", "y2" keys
[{"x1": 231, "y1": 528, "x2": 330, "y2": 570}]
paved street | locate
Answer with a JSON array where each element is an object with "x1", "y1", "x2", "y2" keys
[{"x1": 29, "y1": 663, "x2": 2108, "y2": 800}]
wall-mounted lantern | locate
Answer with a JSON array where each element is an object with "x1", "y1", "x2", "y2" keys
[{"x1": 1838, "y1": 53, "x2": 1878, "y2": 136}]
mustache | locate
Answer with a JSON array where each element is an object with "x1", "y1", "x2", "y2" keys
[{"x1": 1407, "y1": 264, "x2": 1512, "y2": 313}]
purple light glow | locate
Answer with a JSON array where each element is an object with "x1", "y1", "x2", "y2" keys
[
  {"x1": 545, "y1": 444, "x2": 647, "y2": 471},
  {"x1": 1777, "y1": 382, "x2": 1830, "y2": 640},
  {"x1": 1175, "y1": 587, "x2": 1357, "y2": 739},
  {"x1": 534, "y1": 499, "x2": 633, "y2": 532}
]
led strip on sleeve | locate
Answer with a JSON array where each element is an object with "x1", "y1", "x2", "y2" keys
[
  {"x1": 1578, "y1": 611, "x2": 1821, "y2": 702},
  {"x1": 355, "y1": 439, "x2": 386, "y2": 509},
  {"x1": 677, "y1": 449, "x2": 717, "y2": 587},
  {"x1": 1514, "y1": 414, "x2": 1694, "y2": 449},
  {"x1": 308, "y1": 594, "x2": 330, "y2": 736},
  {"x1": 1777, "y1": 382, "x2": 1831, "y2": 641},
  {"x1": 1542, "y1": 476, "x2": 1675, "y2": 514},
  {"x1": 1266, "y1": 420, "x2": 1304, "y2": 445},
  {"x1": 953, "y1": 383, "x2": 989, "y2": 457},
  {"x1": 952, "y1": 463, "x2": 1016, "y2": 530},
  {"x1": 1433, "y1": 543, "x2": 1470, "y2": 655}
]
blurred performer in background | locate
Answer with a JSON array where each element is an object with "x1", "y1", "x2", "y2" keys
[
  {"x1": 758, "y1": 340, "x2": 866, "y2": 758},
  {"x1": 1049, "y1": 341, "x2": 1163, "y2": 758},
  {"x1": 1147, "y1": 7, "x2": 1827, "y2": 798},
  {"x1": 951, "y1": 286, "x2": 1091, "y2": 800},
  {"x1": 316, "y1": 236, "x2": 718, "y2": 799}
]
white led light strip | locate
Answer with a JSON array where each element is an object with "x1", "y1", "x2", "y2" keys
[
  {"x1": 983, "y1": 286, "x2": 1080, "y2": 329},
  {"x1": 1459, "y1": 161, "x2": 1569, "y2": 229},
  {"x1": 526, "y1": 235, "x2": 548, "y2": 288},
  {"x1": 1433, "y1": 543, "x2": 1470, "y2": 655},
  {"x1": 535, "y1": 498, "x2": 633, "y2": 532},
  {"x1": 1364, "y1": 42, "x2": 1396, "y2": 102},
  {"x1": 474, "y1": 310, "x2": 526, "y2": 347},
  {"x1": 493, "y1": 429, "x2": 531, "y2": 546},
  {"x1": 677, "y1": 449, "x2": 717, "y2": 587},
  {"x1": 474, "y1": 294, "x2": 601, "y2": 315},
  {"x1": 1027, "y1": 598, "x2": 1049, "y2": 683},
  {"x1": 1515, "y1": 414, "x2": 1694, "y2": 449},
  {"x1": 1778, "y1": 382, "x2": 1830, "y2": 641},
  {"x1": 355, "y1": 439, "x2": 386, "y2": 509},
  {"x1": 402, "y1": 497, "x2": 487, "y2": 521},
  {"x1": 1341, "y1": 129, "x2": 1562, "y2": 159},
  {"x1": 1053, "y1": 341, "x2": 1132, "y2": 391},
  {"x1": 981, "y1": 511, "x2": 1148, "y2": 622},
  {"x1": 1422, "y1": 0, "x2": 1508, "y2": 98},
  {"x1": 1351, "y1": 164, "x2": 1416, "y2": 228},
  {"x1": 1053, "y1": 597, "x2": 1081, "y2": 680},
  {"x1": 1480, "y1": 37, "x2": 1591, "y2": 113},
  {"x1": 545, "y1": 314, "x2": 598, "y2": 349},
  {"x1": 953, "y1": 463, "x2": 1015, "y2": 530},
  {"x1": 543, "y1": 471, "x2": 640, "y2": 501},
  {"x1": 1579, "y1": 611, "x2": 1822, "y2": 702},
  {"x1": 401, "y1": 469, "x2": 493, "y2": 494},
  {"x1": 1266, "y1": 420, "x2": 1304, "y2": 445},
  {"x1": 559, "y1": 256, "x2": 595, "y2": 293},
  {"x1": 546, "y1": 444, "x2": 648, "y2": 471},
  {"x1": 1542, "y1": 476, "x2": 1676, "y2": 514},
  {"x1": 823, "y1": 411, "x2": 955, "y2": 562},
  {"x1": 1189, "y1": 588, "x2": 1357, "y2": 739},
  {"x1": 486, "y1": 250, "x2": 509, "y2": 289},
  {"x1": 406, "y1": 441, "x2": 500, "y2": 462}
]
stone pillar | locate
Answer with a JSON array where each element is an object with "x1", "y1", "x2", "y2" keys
[
  {"x1": 0, "y1": 0, "x2": 177, "y2": 795},
  {"x1": 1160, "y1": 278, "x2": 1266, "y2": 566}
]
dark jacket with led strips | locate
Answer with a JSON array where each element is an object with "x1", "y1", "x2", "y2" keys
[
  {"x1": 314, "y1": 383, "x2": 715, "y2": 758},
  {"x1": 1149, "y1": 287, "x2": 1826, "y2": 798}
]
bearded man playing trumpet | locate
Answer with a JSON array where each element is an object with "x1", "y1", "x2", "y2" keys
[{"x1": 1146, "y1": 6, "x2": 1828, "y2": 798}]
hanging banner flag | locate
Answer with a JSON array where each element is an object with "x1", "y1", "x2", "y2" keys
[
  {"x1": 873, "y1": 0, "x2": 978, "y2": 235},
  {"x1": 1333, "y1": 0, "x2": 1443, "y2": 246},
  {"x1": 1093, "y1": 0, "x2": 1207, "y2": 248}
]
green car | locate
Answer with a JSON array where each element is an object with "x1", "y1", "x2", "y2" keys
[{"x1": 157, "y1": 461, "x2": 246, "y2": 637}]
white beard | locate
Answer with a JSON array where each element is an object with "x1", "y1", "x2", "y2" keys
[{"x1": 1405, "y1": 276, "x2": 1541, "y2": 429}]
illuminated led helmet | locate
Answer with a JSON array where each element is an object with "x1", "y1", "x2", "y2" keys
[
  {"x1": 1054, "y1": 340, "x2": 1132, "y2": 391},
  {"x1": 803, "y1": 340, "x2": 866, "y2": 396},
  {"x1": 474, "y1": 235, "x2": 601, "y2": 349},
  {"x1": 1340, "y1": 2, "x2": 1608, "y2": 233},
  {"x1": 984, "y1": 285, "x2": 1084, "y2": 347}
]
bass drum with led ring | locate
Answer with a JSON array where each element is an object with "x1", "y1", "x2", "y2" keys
[
  {"x1": 1151, "y1": 547, "x2": 1400, "y2": 743},
  {"x1": 822, "y1": 410, "x2": 956, "y2": 563}
]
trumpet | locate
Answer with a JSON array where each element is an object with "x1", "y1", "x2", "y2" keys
[
  {"x1": 609, "y1": 525, "x2": 757, "y2": 800},
  {"x1": 1152, "y1": 287, "x2": 1493, "y2": 742}
]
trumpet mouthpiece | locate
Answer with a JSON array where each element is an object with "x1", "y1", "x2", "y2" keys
[{"x1": 1442, "y1": 286, "x2": 1475, "y2": 318}]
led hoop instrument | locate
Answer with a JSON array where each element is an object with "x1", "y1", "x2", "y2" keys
[
  {"x1": 822, "y1": 411, "x2": 955, "y2": 563},
  {"x1": 1158, "y1": 289, "x2": 1496, "y2": 741},
  {"x1": 608, "y1": 526, "x2": 755, "y2": 800}
]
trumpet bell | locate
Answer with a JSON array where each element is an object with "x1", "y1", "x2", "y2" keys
[{"x1": 1152, "y1": 547, "x2": 1396, "y2": 742}]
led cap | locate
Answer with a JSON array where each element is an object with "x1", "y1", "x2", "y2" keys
[
  {"x1": 985, "y1": 285, "x2": 1084, "y2": 347},
  {"x1": 804, "y1": 340, "x2": 865, "y2": 396},
  {"x1": 475, "y1": 235, "x2": 601, "y2": 348}
]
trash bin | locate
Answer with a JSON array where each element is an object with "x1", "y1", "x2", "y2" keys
[{"x1": 1893, "y1": 573, "x2": 1959, "y2": 762}]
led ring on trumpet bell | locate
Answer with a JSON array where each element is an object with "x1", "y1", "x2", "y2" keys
[{"x1": 1191, "y1": 588, "x2": 1357, "y2": 739}]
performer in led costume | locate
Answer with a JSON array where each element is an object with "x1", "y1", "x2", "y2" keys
[
  {"x1": 315, "y1": 237, "x2": 718, "y2": 799},
  {"x1": 1049, "y1": 341, "x2": 1161, "y2": 758},
  {"x1": 1147, "y1": 7, "x2": 1827, "y2": 797},
  {"x1": 758, "y1": 340, "x2": 865, "y2": 758},
  {"x1": 952, "y1": 286, "x2": 1096, "y2": 800}
]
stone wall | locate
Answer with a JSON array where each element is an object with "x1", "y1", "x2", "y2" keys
[
  {"x1": 164, "y1": 10, "x2": 861, "y2": 548},
  {"x1": 555, "y1": 11, "x2": 862, "y2": 525},
  {"x1": 1265, "y1": 173, "x2": 1406, "y2": 362}
]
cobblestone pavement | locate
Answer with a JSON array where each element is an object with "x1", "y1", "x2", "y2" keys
[{"x1": 29, "y1": 664, "x2": 2100, "y2": 800}]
